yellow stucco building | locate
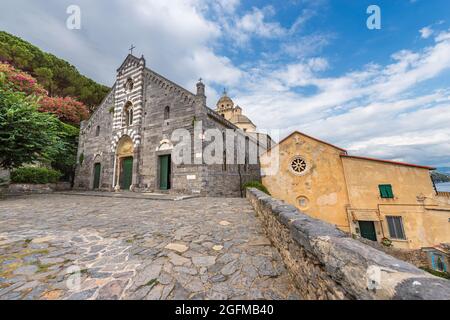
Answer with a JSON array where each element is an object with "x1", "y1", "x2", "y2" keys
[{"x1": 261, "y1": 131, "x2": 450, "y2": 250}]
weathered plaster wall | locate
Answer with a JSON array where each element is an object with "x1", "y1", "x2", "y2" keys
[
  {"x1": 261, "y1": 132, "x2": 350, "y2": 231},
  {"x1": 421, "y1": 207, "x2": 450, "y2": 248},
  {"x1": 247, "y1": 188, "x2": 450, "y2": 300},
  {"x1": 341, "y1": 157, "x2": 436, "y2": 209},
  {"x1": 342, "y1": 157, "x2": 450, "y2": 249}
]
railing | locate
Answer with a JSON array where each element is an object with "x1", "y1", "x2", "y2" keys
[{"x1": 437, "y1": 191, "x2": 450, "y2": 197}]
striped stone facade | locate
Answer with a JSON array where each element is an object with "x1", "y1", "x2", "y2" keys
[{"x1": 74, "y1": 54, "x2": 261, "y2": 196}]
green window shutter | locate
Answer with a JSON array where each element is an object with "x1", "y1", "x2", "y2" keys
[
  {"x1": 379, "y1": 184, "x2": 394, "y2": 198},
  {"x1": 387, "y1": 185, "x2": 394, "y2": 198}
]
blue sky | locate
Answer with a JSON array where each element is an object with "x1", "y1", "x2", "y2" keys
[{"x1": 1, "y1": 0, "x2": 450, "y2": 167}]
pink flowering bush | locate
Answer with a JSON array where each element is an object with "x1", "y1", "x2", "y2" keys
[
  {"x1": 38, "y1": 96, "x2": 89, "y2": 125},
  {"x1": 0, "y1": 62, "x2": 89, "y2": 125},
  {"x1": 0, "y1": 62, "x2": 47, "y2": 96}
]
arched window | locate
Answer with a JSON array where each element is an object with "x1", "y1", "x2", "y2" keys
[
  {"x1": 124, "y1": 102, "x2": 133, "y2": 127},
  {"x1": 95, "y1": 125, "x2": 100, "y2": 136},
  {"x1": 222, "y1": 131, "x2": 227, "y2": 171},
  {"x1": 164, "y1": 106, "x2": 170, "y2": 120},
  {"x1": 244, "y1": 136, "x2": 249, "y2": 172}
]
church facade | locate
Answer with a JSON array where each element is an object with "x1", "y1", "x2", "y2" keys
[{"x1": 74, "y1": 54, "x2": 264, "y2": 197}]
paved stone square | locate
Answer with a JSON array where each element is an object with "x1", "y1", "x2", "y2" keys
[{"x1": 0, "y1": 194, "x2": 301, "y2": 300}]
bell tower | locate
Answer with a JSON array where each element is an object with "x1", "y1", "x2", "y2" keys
[{"x1": 216, "y1": 89, "x2": 235, "y2": 121}]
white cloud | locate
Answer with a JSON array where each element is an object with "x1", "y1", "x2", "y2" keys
[
  {"x1": 1, "y1": 1, "x2": 449, "y2": 166},
  {"x1": 234, "y1": 31, "x2": 450, "y2": 166},
  {"x1": 222, "y1": 6, "x2": 287, "y2": 46},
  {"x1": 420, "y1": 26, "x2": 433, "y2": 39}
]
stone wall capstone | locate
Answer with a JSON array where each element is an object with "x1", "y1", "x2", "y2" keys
[{"x1": 246, "y1": 188, "x2": 450, "y2": 300}]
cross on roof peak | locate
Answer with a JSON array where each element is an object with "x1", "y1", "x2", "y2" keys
[{"x1": 129, "y1": 44, "x2": 136, "y2": 55}]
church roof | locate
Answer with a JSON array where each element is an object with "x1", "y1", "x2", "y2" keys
[
  {"x1": 340, "y1": 155, "x2": 435, "y2": 170},
  {"x1": 116, "y1": 54, "x2": 145, "y2": 73},
  {"x1": 230, "y1": 114, "x2": 255, "y2": 126},
  {"x1": 267, "y1": 131, "x2": 347, "y2": 154}
]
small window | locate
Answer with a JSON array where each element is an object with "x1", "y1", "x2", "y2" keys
[
  {"x1": 297, "y1": 196, "x2": 309, "y2": 209},
  {"x1": 379, "y1": 184, "x2": 394, "y2": 198},
  {"x1": 164, "y1": 106, "x2": 170, "y2": 120},
  {"x1": 95, "y1": 125, "x2": 100, "y2": 137},
  {"x1": 386, "y1": 216, "x2": 406, "y2": 240}
]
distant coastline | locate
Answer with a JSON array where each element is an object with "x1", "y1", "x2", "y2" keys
[{"x1": 436, "y1": 182, "x2": 450, "y2": 192}]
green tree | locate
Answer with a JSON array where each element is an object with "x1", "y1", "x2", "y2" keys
[
  {"x1": 50, "y1": 121, "x2": 79, "y2": 184},
  {"x1": 0, "y1": 31, "x2": 110, "y2": 109},
  {"x1": 9, "y1": 43, "x2": 34, "y2": 70},
  {"x1": 0, "y1": 87, "x2": 63, "y2": 169},
  {"x1": 35, "y1": 67, "x2": 53, "y2": 94}
]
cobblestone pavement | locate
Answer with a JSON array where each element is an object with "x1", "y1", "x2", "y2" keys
[{"x1": 0, "y1": 194, "x2": 301, "y2": 300}]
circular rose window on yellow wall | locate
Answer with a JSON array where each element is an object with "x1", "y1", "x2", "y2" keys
[{"x1": 290, "y1": 156, "x2": 309, "y2": 176}]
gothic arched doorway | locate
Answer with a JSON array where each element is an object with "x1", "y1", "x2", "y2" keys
[{"x1": 115, "y1": 136, "x2": 134, "y2": 191}]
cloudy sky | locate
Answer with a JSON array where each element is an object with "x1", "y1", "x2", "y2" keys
[{"x1": 1, "y1": 0, "x2": 450, "y2": 168}]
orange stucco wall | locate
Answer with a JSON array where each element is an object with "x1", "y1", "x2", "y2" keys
[
  {"x1": 261, "y1": 132, "x2": 450, "y2": 250},
  {"x1": 261, "y1": 132, "x2": 350, "y2": 231}
]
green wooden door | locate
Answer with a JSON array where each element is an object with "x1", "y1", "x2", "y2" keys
[
  {"x1": 359, "y1": 221, "x2": 377, "y2": 241},
  {"x1": 159, "y1": 155, "x2": 171, "y2": 190},
  {"x1": 121, "y1": 157, "x2": 133, "y2": 190},
  {"x1": 93, "y1": 163, "x2": 101, "y2": 189}
]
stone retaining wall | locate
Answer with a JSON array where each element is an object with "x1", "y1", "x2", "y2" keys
[
  {"x1": 7, "y1": 182, "x2": 72, "y2": 194},
  {"x1": 246, "y1": 188, "x2": 450, "y2": 300},
  {"x1": 356, "y1": 236, "x2": 429, "y2": 268}
]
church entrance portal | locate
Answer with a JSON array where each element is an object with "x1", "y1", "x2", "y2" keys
[{"x1": 114, "y1": 136, "x2": 134, "y2": 191}]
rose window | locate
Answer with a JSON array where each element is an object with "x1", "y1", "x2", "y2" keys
[{"x1": 290, "y1": 157, "x2": 308, "y2": 175}]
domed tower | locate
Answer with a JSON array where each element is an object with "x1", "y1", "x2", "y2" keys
[
  {"x1": 215, "y1": 89, "x2": 256, "y2": 132},
  {"x1": 216, "y1": 89, "x2": 235, "y2": 121}
]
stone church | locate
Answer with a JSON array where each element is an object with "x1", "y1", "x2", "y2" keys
[{"x1": 74, "y1": 54, "x2": 267, "y2": 196}]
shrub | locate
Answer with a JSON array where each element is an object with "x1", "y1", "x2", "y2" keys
[
  {"x1": 381, "y1": 237, "x2": 393, "y2": 247},
  {"x1": 0, "y1": 87, "x2": 65, "y2": 169},
  {"x1": 11, "y1": 167, "x2": 62, "y2": 184},
  {"x1": 242, "y1": 181, "x2": 271, "y2": 195}
]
